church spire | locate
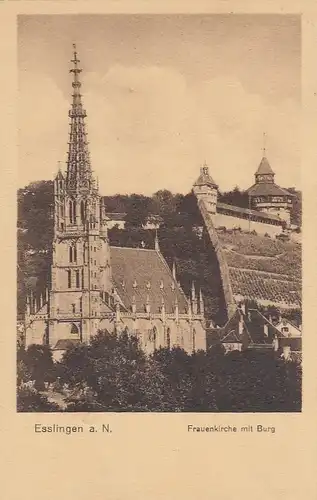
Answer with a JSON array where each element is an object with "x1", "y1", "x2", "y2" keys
[{"x1": 66, "y1": 44, "x2": 95, "y2": 194}]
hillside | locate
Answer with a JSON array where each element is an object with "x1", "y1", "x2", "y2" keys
[{"x1": 216, "y1": 229, "x2": 301, "y2": 308}]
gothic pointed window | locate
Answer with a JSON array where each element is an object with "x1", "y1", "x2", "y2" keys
[
  {"x1": 81, "y1": 201, "x2": 85, "y2": 223},
  {"x1": 76, "y1": 270, "x2": 80, "y2": 288},
  {"x1": 153, "y1": 326, "x2": 157, "y2": 351},
  {"x1": 73, "y1": 201, "x2": 77, "y2": 223},
  {"x1": 67, "y1": 270, "x2": 71, "y2": 288},
  {"x1": 193, "y1": 328, "x2": 196, "y2": 352},
  {"x1": 69, "y1": 200, "x2": 73, "y2": 224},
  {"x1": 166, "y1": 328, "x2": 171, "y2": 349},
  {"x1": 79, "y1": 297, "x2": 82, "y2": 313},
  {"x1": 74, "y1": 245, "x2": 77, "y2": 262},
  {"x1": 70, "y1": 323, "x2": 79, "y2": 335},
  {"x1": 69, "y1": 246, "x2": 73, "y2": 263},
  {"x1": 72, "y1": 303, "x2": 76, "y2": 313}
]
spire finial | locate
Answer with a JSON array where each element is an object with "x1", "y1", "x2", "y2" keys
[{"x1": 262, "y1": 132, "x2": 267, "y2": 156}]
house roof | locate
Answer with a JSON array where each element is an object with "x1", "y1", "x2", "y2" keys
[
  {"x1": 194, "y1": 167, "x2": 218, "y2": 188},
  {"x1": 207, "y1": 309, "x2": 252, "y2": 346},
  {"x1": 109, "y1": 247, "x2": 189, "y2": 314},
  {"x1": 255, "y1": 156, "x2": 275, "y2": 176},
  {"x1": 53, "y1": 339, "x2": 81, "y2": 350},
  {"x1": 247, "y1": 182, "x2": 293, "y2": 197}
]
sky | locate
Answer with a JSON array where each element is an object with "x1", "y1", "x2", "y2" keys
[{"x1": 18, "y1": 14, "x2": 301, "y2": 195}]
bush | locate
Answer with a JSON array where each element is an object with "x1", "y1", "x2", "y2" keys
[{"x1": 17, "y1": 387, "x2": 60, "y2": 412}]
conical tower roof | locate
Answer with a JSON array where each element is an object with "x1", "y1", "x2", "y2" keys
[{"x1": 255, "y1": 156, "x2": 275, "y2": 176}]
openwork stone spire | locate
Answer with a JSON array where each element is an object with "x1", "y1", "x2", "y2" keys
[{"x1": 66, "y1": 44, "x2": 95, "y2": 194}]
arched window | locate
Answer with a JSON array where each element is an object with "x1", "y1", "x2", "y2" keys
[
  {"x1": 153, "y1": 326, "x2": 157, "y2": 351},
  {"x1": 75, "y1": 270, "x2": 80, "y2": 288},
  {"x1": 81, "y1": 201, "x2": 86, "y2": 223},
  {"x1": 74, "y1": 245, "x2": 77, "y2": 262},
  {"x1": 69, "y1": 246, "x2": 73, "y2": 263},
  {"x1": 166, "y1": 328, "x2": 171, "y2": 349},
  {"x1": 67, "y1": 270, "x2": 71, "y2": 288},
  {"x1": 69, "y1": 200, "x2": 73, "y2": 224},
  {"x1": 72, "y1": 303, "x2": 76, "y2": 313},
  {"x1": 73, "y1": 201, "x2": 77, "y2": 223},
  {"x1": 70, "y1": 323, "x2": 79, "y2": 335}
]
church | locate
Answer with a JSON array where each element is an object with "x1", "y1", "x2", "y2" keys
[{"x1": 23, "y1": 46, "x2": 206, "y2": 358}]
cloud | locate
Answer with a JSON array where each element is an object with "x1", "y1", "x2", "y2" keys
[{"x1": 19, "y1": 65, "x2": 300, "y2": 194}]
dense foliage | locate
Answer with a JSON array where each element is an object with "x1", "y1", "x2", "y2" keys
[{"x1": 16, "y1": 331, "x2": 301, "y2": 413}]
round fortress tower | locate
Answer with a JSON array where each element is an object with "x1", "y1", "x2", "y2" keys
[{"x1": 193, "y1": 163, "x2": 218, "y2": 214}]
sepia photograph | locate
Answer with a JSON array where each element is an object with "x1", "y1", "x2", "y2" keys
[{"x1": 17, "y1": 14, "x2": 302, "y2": 413}]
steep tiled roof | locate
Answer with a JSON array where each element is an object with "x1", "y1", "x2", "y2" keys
[
  {"x1": 109, "y1": 247, "x2": 189, "y2": 314},
  {"x1": 247, "y1": 182, "x2": 292, "y2": 197},
  {"x1": 255, "y1": 156, "x2": 275, "y2": 175},
  {"x1": 207, "y1": 309, "x2": 252, "y2": 347}
]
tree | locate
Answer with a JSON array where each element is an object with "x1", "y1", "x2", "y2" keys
[
  {"x1": 218, "y1": 186, "x2": 249, "y2": 209},
  {"x1": 124, "y1": 194, "x2": 151, "y2": 227},
  {"x1": 17, "y1": 387, "x2": 60, "y2": 412},
  {"x1": 20, "y1": 344, "x2": 56, "y2": 391}
]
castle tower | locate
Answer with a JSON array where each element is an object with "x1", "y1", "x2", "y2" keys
[
  {"x1": 193, "y1": 162, "x2": 218, "y2": 214},
  {"x1": 49, "y1": 44, "x2": 112, "y2": 347},
  {"x1": 247, "y1": 154, "x2": 293, "y2": 226}
]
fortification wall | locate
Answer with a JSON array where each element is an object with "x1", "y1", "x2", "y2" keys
[
  {"x1": 212, "y1": 212, "x2": 282, "y2": 237},
  {"x1": 198, "y1": 200, "x2": 236, "y2": 319}
]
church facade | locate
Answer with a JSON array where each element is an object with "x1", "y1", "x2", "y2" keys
[{"x1": 23, "y1": 46, "x2": 206, "y2": 358}]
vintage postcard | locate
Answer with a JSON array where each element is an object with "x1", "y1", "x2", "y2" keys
[{"x1": 1, "y1": 3, "x2": 317, "y2": 500}]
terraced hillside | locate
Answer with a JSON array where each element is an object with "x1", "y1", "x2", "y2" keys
[
  {"x1": 217, "y1": 229, "x2": 301, "y2": 308},
  {"x1": 198, "y1": 200, "x2": 301, "y2": 312}
]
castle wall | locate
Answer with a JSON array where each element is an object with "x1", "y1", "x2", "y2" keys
[
  {"x1": 212, "y1": 212, "x2": 282, "y2": 237},
  {"x1": 198, "y1": 200, "x2": 236, "y2": 319}
]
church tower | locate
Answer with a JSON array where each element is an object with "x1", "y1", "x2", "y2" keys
[{"x1": 49, "y1": 45, "x2": 111, "y2": 347}]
